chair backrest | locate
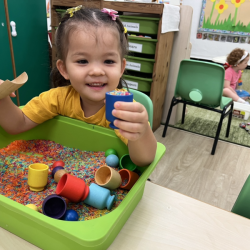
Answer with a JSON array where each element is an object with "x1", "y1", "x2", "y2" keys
[
  {"x1": 174, "y1": 59, "x2": 225, "y2": 108},
  {"x1": 231, "y1": 174, "x2": 250, "y2": 219},
  {"x1": 129, "y1": 89, "x2": 153, "y2": 129}
]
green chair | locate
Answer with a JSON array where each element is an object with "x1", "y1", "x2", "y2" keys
[
  {"x1": 231, "y1": 175, "x2": 250, "y2": 219},
  {"x1": 162, "y1": 59, "x2": 233, "y2": 155},
  {"x1": 129, "y1": 89, "x2": 153, "y2": 129}
]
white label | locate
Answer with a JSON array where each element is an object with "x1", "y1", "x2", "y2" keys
[
  {"x1": 126, "y1": 61, "x2": 141, "y2": 71},
  {"x1": 123, "y1": 80, "x2": 138, "y2": 90},
  {"x1": 122, "y1": 22, "x2": 140, "y2": 32},
  {"x1": 128, "y1": 42, "x2": 143, "y2": 53}
]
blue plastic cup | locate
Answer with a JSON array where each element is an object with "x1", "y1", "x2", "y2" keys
[
  {"x1": 105, "y1": 91, "x2": 133, "y2": 129},
  {"x1": 84, "y1": 183, "x2": 115, "y2": 210}
]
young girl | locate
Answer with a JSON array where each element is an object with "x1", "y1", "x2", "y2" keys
[
  {"x1": 0, "y1": 7, "x2": 157, "y2": 167},
  {"x1": 223, "y1": 48, "x2": 249, "y2": 104}
]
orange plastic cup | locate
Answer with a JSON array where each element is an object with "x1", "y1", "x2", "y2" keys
[
  {"x1": 118, "y1": 169, "x2": 139, "y2": 190},
  {"x1": 56, "y1": 174, "x2": 89, "y2": 203}
]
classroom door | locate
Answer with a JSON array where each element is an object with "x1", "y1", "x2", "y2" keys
[
  {"x1": 7, "y1": 0, "x2": 50, "y2": 105},
  {"x1": 0, "y1": 0, "x2": 17, "y2": 105}
]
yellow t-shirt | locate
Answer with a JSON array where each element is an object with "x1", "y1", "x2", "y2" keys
[{"x1": 22, "y1": 86, "x2": 128, "y2": 145}]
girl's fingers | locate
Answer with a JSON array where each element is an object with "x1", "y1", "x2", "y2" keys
[
  {"x1": 112, "y1": 109, "x2": 147, "y2": 123},
  {"x1": 112, "y1": 102, "x2": 148, "y2": 123},
  {"x1": 117, "y1": 129, "x2": 140, "y2": 141},
  {"x1": 10, "y1": 92, "x2": 16, "y2": 97},
  {"x1": 114, "y1": 101, "x2": 144, "y2": 112},
  {"x1": 114, "y1": 119, "x2": 143, "y2": 133},
  {"x1": 0, "y1": 80, "x2": 15, "y2": 98}
]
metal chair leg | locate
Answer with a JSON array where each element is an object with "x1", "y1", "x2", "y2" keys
[
  {"x1": 162, "y1": 97, "x2": 176, "y2": 137},
  {"x1": 181, "y1": 103, "x2": 186, "y2": 124},
  {"x1": 226, "y1": 103, "x2": 233, "y2": 138},
  {"x1": 211, "y1": 112, "x2": 224, "y2": 155}
]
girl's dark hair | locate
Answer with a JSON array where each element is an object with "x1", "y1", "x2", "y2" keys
[
  {"x1": 227, "y1": 48, "x2": 248, "y2": 66},
  {"x1": 51, "y1": 7, "x2": 128, "y2": 89}
]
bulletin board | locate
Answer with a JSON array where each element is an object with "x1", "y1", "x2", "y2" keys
[{"x1": 197, "y1": 0, "x2": 250, "y2": 43}]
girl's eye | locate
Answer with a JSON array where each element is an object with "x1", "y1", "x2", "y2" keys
[
  {"x1": 77, "y1": 60, "x2": 88, "y2": 64},
  {"x1": 105, "y1": 60, "x2": 115, "y2": 64}
]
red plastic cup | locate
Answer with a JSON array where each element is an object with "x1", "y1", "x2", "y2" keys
[{"x1": 56, "y1": 174, "x2": 89, "y2": 203}]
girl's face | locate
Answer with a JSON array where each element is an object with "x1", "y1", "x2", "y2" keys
[
  {"x1": 57, "y1": 26, "x2": 126, "y2": 110},
  {"x1": 238, "y1": 56, "x2": 249, "y2": 70}
]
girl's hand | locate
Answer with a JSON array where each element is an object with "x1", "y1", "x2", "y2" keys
[
  {"x1": 0, "y1": 79, "x2": 16, "y2": 98},
  {"x1": 112, "y1": 101, "x2": 149, "y2": 141}
]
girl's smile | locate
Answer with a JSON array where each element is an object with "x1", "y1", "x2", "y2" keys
[{"x1": 87, "y1": 82, "x2": 106, "y2": 87}]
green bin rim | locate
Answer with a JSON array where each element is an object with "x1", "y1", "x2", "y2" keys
[
  {"x1": 0, "y1": 115, "x2": 166, "y2": 249},
  {"x1": 125, "y1": 55, "x2": 155, "y2": 62}
]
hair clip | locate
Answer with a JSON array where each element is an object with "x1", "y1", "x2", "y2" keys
[
  {"x1": 124, "y1": 27, "x2": 127, "y2": 34},
  {"x1": 235, "y1": 50, "x2": 249, "y2": 66},
  {"x1": 66, "y1": 5, "x2": 82, "y2": 17},
  {"x1": 224, "y1": 62, "x2": 230, "y2": 70},
  {"x1": 101, "y1": 8, "x2": 119, "y2": 21}
]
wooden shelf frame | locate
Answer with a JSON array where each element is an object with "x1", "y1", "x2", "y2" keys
[{"x1": 51, "y1": 0, "x2": 174, "y2": 131}]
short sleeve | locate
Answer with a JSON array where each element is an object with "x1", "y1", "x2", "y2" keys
[
  {"x1": 22, "y1": 88, "x2": 61, "y2": 124},
  {"x1": 225, "y1": 68, "x2": 233, "y2": 81}
]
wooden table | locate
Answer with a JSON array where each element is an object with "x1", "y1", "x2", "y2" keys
[{"x1": 1, "y1": 181, "x2": 250, "y2": 250}]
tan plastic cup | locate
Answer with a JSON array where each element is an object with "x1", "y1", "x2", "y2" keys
[
  {"x1": 95, "y1": 166, "x2": 122, "y2": 190},
  {"x1": 28, "y1": 163, "x2": 49, "y2": 192}
]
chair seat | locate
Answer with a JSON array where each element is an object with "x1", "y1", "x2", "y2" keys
[
  {"x1": 220, "y1": 96, "x2": 233, "y2": 109},
  {"x1": 176, "y1": 96, "x2": 232, "y2": 110}
]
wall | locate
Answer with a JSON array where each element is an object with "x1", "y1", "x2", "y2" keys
[{"x1": 182, "y1": 0, "x2": 250, "y2": 60}]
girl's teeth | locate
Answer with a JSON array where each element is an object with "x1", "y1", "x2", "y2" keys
[{"x1": 90, "y1": 83, "x2": 103, "y2": 86}]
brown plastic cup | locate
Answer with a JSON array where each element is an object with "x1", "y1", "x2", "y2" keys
[{"x1": 118, "y1": 169, "x2": 139, "y2": 190}]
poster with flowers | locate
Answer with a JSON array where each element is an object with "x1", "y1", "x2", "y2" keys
[{"x1": 197, "y1": 0, "x2": 250, "y2": 42}]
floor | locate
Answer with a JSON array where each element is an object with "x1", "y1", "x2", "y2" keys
[
  {"x1": 151, "y1": 126, "x2": 250, "y2": 211},
  {"x1": 241, "y1": 69, "x2": 250, "y2": 93}
]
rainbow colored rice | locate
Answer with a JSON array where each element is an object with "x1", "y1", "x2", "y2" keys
[{"x1": 0, "y1": 140, "x2": 128, "y2": 221}]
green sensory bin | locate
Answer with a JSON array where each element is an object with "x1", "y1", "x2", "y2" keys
[
  {"x1": 0, "y1": 115, "x2": 165, "y2": 250},
  {"x1": 120, "y1": 15, "x2": 160, "y2": 35}
]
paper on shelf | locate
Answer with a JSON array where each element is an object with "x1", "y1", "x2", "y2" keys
[{"x1": 161, "y1": 4, "x2": 180, "y2": 33}]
